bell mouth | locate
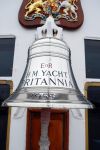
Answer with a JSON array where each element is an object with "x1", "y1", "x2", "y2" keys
[
  {"x1": 2, "y1": 88, "x2": 93, "y2": 109},
  {"x1": 3, "y1": 101, "x2": 93, "y2": 109}
]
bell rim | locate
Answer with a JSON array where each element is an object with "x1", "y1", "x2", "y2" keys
[{"x1": 2, "y1": 101, "x2": 93, "y2": 109}]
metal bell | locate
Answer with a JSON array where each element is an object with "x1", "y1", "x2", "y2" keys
[{"x1": 2, "y1": 16, "x2": 93, "y2": 109}]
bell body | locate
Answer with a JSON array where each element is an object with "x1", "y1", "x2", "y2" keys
[{"x1": 2, "y1": 37, "x2": 93, "y2": 109}]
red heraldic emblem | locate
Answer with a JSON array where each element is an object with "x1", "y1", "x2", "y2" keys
[{"x1": 18, "y1": 0, "x2": 84, "y2": 29}]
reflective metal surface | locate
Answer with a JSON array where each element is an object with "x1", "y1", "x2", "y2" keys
[{"x1": 2, "y1": 37, "x2": 93, "y2": 109}]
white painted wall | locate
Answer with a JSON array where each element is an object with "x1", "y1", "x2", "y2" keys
[{"x1": 0, "y1": 0, "x2": 100, "y2": 150}]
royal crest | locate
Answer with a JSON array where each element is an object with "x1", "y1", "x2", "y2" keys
[{"x1": 18, "y1": 0, "x2": 84, "y2": 29}]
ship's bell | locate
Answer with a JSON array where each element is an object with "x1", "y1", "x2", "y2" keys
[{"x1": 2, "y1": 16, "x2": 93, "y2": 109}]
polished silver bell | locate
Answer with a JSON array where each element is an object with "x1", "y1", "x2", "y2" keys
[{"x1": 2, "y1": 16, "x2": 93, "y2": 109}]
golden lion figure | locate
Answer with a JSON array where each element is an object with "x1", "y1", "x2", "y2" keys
[
  {"x1": 24, "y1": 0, "x2": 59, "y2": 17},
  {"x1": 25, "y1": 0, "x2": 45, "y2": 17}
]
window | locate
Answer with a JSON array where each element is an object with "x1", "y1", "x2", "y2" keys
[
  {"x1": 85, "y1": 82, "x2": 100, "y2": 150},
  {"x1": 0, "y1": 35, "x2": 15, "y2": 76},
  {"x1": 87, "y1": 85, "x2": 100, "y2": 107},
  {"x1": 0, "y1": 80, "x2": 13, "y2": 150},
  {"x1": 0, "y1": 84, "x2": 10, "y2": 106},
  {"x1": 85, "y1": 38, "x2": 100, "y2": 79}
]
